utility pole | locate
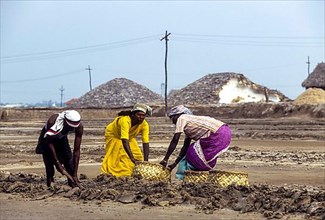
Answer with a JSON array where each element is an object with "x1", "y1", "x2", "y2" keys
[
  {"x1": 160, "y1": 83, "x2": 165, "y2": 96},
  {"x1": 59, "y1": 85, "x2": 64, "y2": 107},
  {"x1": 86, "y1": 65, "x2": 92, "y2": 91},
  {"x1": 160, "y1": 31, "x2": 171, "y2": 116},
  {"x1": 306, "y1": 56, "x2": 310, "y2": 75}
]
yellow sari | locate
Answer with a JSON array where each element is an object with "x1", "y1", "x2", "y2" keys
[{"x1": 101, "y1": 116, "x2": 149, "y2": 176}]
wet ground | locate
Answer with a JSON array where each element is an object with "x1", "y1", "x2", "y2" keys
[{"x1": 0, "y1": 114, "x2": 324, "y2": 219}]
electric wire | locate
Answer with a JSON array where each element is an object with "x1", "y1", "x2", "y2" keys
[
  {"x1": 2, "y1": 69, "x2": 84, "y2": 83},
  {"x1": 1, "y1": 35, "x2": 161, "y2": 64}
]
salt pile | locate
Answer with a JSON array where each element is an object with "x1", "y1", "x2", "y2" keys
[
  {"x1": 294, "y1": 88, "x2": 325, "y2": 105},
  {"x1": 168, "y1": 72, "x2": 289, "y2": 105}
]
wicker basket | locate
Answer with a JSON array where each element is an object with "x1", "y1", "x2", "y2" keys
[
  {"x1": 209, "y1": 170, "x2": 249, "y2": 187},
  {"x1": 132, "y1": 161, "x2": 171, "y2": 182},
  {"x1": 184, "y1": 170, "x2": 210, "y2": 184}
]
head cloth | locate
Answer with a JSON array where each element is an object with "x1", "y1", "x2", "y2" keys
[
  {"x1": 64, "y1": 110, "x2": 81, "y2": 127},
  {"x1": 168, "y1": 105, "x2": 192, "y2": 117},
  {"x1": 131, "y1": 103, "x2": 152, "y2": 116}
]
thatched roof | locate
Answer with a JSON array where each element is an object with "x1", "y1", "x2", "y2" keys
[
  {"x1": 302, "y1": 62, "x2": 325, "y2": 89},
  {"x1": 68, "y1": 78, "x2": 164, "y2": 108}
]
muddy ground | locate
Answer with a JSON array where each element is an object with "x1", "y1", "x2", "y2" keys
[{"x1": 0, "y1": 107, "x2": 324, "y2": 220}]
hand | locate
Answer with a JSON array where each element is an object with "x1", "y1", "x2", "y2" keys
[
  {"x1": 72, "y1": 175, "x2": 79, "y2": 184},
  {"x1": 159, "y1": 159, "x2": 168, "y2": 168},
  {"x1": 130, "y1": 157, "x2": 139, "y2": 164},
  {"x1": 167, "y1": 162, "x2": 177, "y2": 171},
  {"x1": 72, "y1": 175, "x2": 83, "y2": 189},
  {"x1": 62, "y1": 169, "x2": 82, "y2": 188}
]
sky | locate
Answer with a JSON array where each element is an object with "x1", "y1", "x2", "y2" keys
[{"x1": 1, "y1": 0, "x2": 324, "y2": 104}]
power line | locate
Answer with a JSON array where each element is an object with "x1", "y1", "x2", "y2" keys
[
  {"x1": 172, "y1": 33, "x2": 324, "y2": 47},
  {"x1": 2, "y1": 35, "x2": 161, "y2": 59},
  {"x1": 173, "y1": 36, "x2": 323, "y2": 48},
  {"x1": 1, "y1": 69, "x2": 84, "y2": 83},
  {"x1": 2, "y1": 33, "x2": 322, "y2": 64},
  {"x1": 1, "y1": 35, "x2": 161, "y2": 64},
  {"x1": 173, "y1": 33, "x2": 324, "y2": 39}
]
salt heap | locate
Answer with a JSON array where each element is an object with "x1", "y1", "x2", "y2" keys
[
  {"x1": 168, "y1": 72, "x2": 289, "y2": 105},
  {"x1": 67, "y1": 78, "x2": 163, "y2": 108},
  {"x1": 294, "y1": 88, "x2": 325, "y2": 105}
]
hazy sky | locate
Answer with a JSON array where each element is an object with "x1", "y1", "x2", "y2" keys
[{"x1": 1, "y1": 0, "x2": 324, "y2": 104}]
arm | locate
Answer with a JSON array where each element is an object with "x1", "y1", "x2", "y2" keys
[
  {"x1": 72, "y1": 124, "x2": 83, "y2": 178},
  {"x1": 142, "y1": 143, "x2": 149, "y2": 161},
  {"x1": 122, "y1": 138, "x2": 136, "y2": 163},
  {"x1": 44, "y1": 115, "x2": 65, "y2": 174},
  {"x1": 38, "y1": 126, "x2": 47, "y2": 143},
  {"x1": 36, "y1": 126, "x2": 47, "y2": 154},
  {"x1": 46, "y1": 136, "x2": 65, "y2": 174},
  {"x1": 141, "y1": 121, "x2": 150, "y2": 161},
  {"x1": 168, "y1": 136, "x2": 192, "y2": 170},
  {"x1": 118, "y1": 116, "x2": 137, "y2": 163},
  {"x1": 45, "y1": 136, "x2": 77, "y2": 186},
  {"x1": 159, "y1": 132, "x2": 181, "y2": 167}
]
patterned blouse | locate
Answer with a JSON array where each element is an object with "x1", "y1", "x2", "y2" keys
[{"x1": 174, "y1": 114, "x2": 224, "y2": 141}]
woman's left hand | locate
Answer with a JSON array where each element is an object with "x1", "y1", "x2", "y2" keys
[
  {"x1": 159, "y1": 160, "x2": 168, "y2": 168},
  {"x1": 130, "y1": 157, "x2": 137, "y2": 164},
  {"x1": 167, "y1": 162, "x2": 177, "y2": 171}
]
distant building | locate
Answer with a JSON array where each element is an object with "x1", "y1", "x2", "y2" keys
[{"x1": 65, "y1": 98, "x2": 79, "y2": 107}]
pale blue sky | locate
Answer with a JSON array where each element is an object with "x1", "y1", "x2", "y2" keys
[{"x1": 1, "y1": 0, "x2": 324, "y2": 104}]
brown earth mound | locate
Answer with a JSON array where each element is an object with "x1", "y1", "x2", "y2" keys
[
  {"x1": 1, "y1": 102, "x2": 325, "y2": 121},
  {"x1": 1, "y1": 109, "x2": 325, "y2": 219},
  {"x1": 1, "y1": 172, "x2": 324, "y2": 219}
]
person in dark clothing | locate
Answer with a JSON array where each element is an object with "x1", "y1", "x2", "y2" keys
[{"x1": 36, "y1": 110, "x2": 83, "y2": 188}]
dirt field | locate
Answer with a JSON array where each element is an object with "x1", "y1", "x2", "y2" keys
[{"x1": 0, "y1": 107, "x2": 324, "y2": 220}]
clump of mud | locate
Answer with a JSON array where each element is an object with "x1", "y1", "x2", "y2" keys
[{"x1": 0, "y1": 171, "x2": 324, "y2": 219}]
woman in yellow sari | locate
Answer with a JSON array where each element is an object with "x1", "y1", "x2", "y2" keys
[{"x1": 101, "y1": 103, "x2": 152, "y2": 177}]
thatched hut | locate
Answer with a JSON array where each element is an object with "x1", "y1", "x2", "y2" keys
[{"x1": 302, "y1": 62, "x2": 325, "y2": 90}]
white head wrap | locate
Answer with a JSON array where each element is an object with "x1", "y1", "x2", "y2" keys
[
  {"x1": 168, "y1": 105, "x2": 192, "y2": 117},
  {"x1": 64, "y1": 110, "x2": 81, "y2": 127},
  {"x1": 44, "y1": 110, "x2": 81, "y2": 137},
  {"x1": 131, "y1": 103, "x2": 152, "y2": 116}
]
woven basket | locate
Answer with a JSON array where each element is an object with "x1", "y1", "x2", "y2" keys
[
  {"x1": 209, "y1": 170, "x2": 249, "y2": 187},
  {"x1": 184, "y1": 170, "x2": 210, "y2": 184},
  {"x1": 132, "y1": 161, "x2": 171, "y2": 182}
]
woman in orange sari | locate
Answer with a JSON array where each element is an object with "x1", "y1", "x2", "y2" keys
[{"x1": 101, "y1": 103, "x2": 152, "y2": 177}]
